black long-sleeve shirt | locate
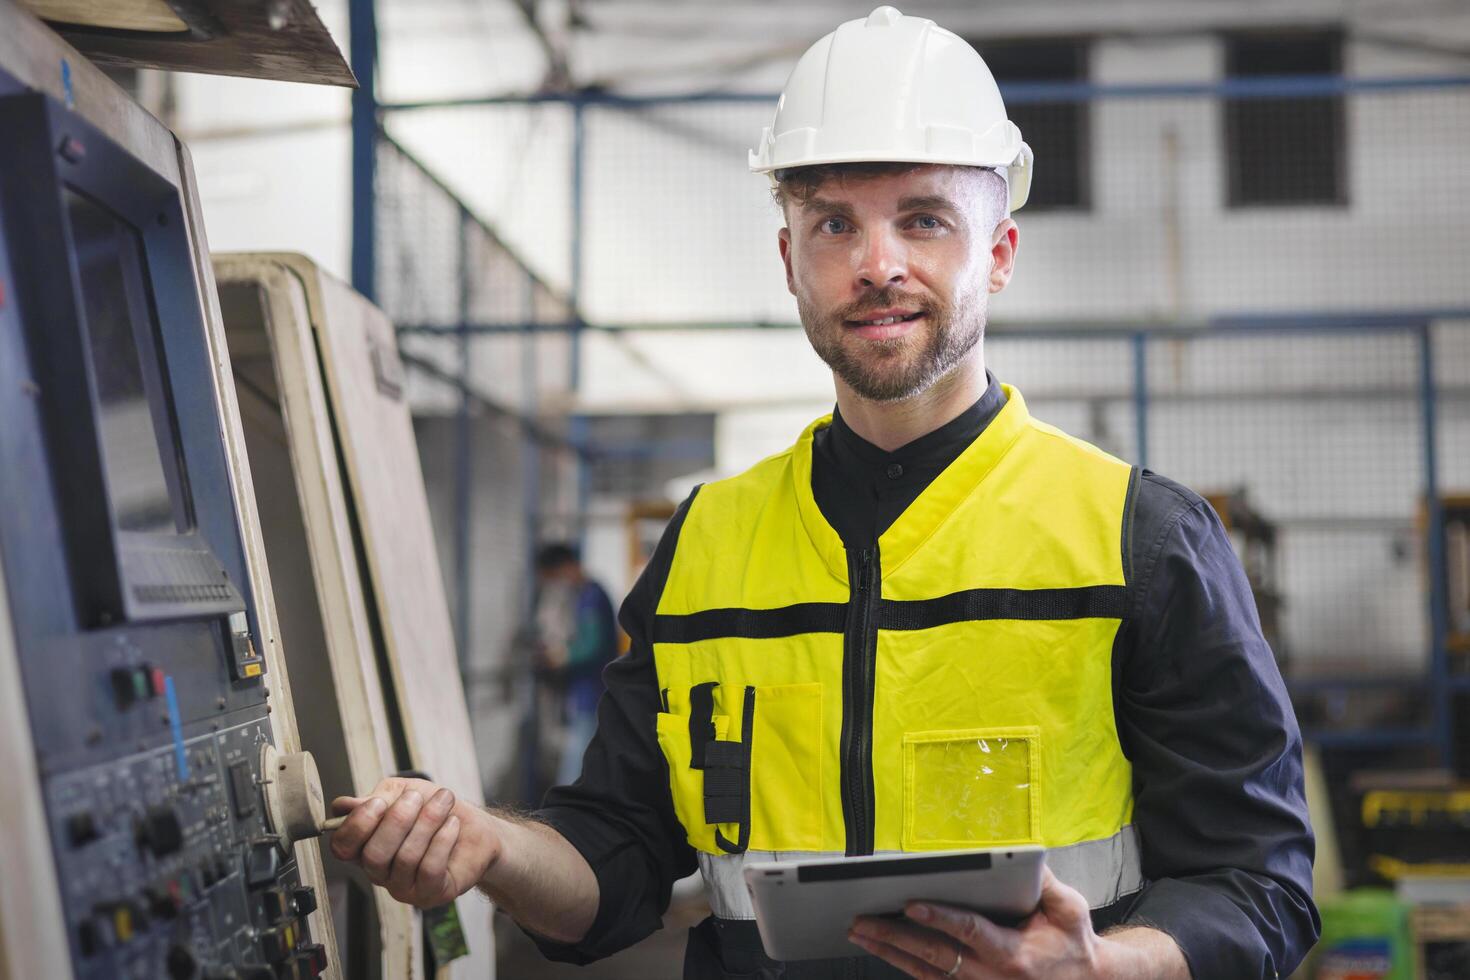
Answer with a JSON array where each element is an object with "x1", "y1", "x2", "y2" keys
[{"x1": 532, "y1": 378, "x2": 1319, "y2": 979}]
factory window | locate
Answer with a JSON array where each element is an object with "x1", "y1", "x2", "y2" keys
[
  {"x1": 1224, "y1": 30, "x2": 1347, "y2": 207},
  {"x1": 970, "y1": 38, "x2": 1091, "y2": 212}
]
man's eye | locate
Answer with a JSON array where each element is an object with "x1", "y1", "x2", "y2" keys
[
  {"x1": 913, "y1": 215, "x2": 942, "y2": 230},
  {"x1": 819, "y1": 217, "x2": 849, "y2": 234}
]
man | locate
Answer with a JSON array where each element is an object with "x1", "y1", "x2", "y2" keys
[
  {"x1": 532, "y1": 542, "x2": 620, "y2": 787},
  {"x1": 329, "y1": 8, "x2": 1318, "y2": 978}
]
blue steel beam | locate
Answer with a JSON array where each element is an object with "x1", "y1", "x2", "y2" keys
[
  {"x1": 452, "y1": 208, "x2": 473, "y2": 673},
  {"x1": 396, "y1": 309, "x2": 1470, "y2": 338},
  {"x1": 521, "y1": 288, "x2": 542, "y2": 612},
  {"x1": 569, "y1": 98, "x2": 591, "y2": 548},
  {"x1": 1419, "y1": 323, "x2": 1453, "y2": 769},
  {"x1": 1132, "y1": 332, "x2": 1148, "y2": 470},
  {"x1": 349, "y1": 0, "x2": 377, "y2": 301},
  {"x1": 378, "y1": 74, "x2": 1470, "y2": 114}
]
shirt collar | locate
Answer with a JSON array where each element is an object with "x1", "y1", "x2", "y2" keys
[
  {"x1": 826, "y1": 371, "x2": 1006, "y2": 475},
  {"x1": 792, "y1": 383, "x2": 1033, "y2": 583}
]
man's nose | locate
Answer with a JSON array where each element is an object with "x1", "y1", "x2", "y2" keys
[{"x1": 855, "y1": 228, "x2": 909, "y2": 290}]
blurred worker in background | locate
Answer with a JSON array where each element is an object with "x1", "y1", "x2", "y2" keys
[
  {"x1": 532, "y1": 542, "x2": 620, "y2": 788},
  {"x1": 329, "y1": 7, "x2": 1318, "y2": 979}
]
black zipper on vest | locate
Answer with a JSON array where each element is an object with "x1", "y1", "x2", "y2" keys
[{"x1": 840, "y1": 547, "x2": 880, "y2": 857}]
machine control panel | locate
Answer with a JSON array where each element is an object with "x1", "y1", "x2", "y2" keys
[
  {"x1": 47, "y1": 721, "x2": 323, "y2": 978},
  {"x1": 0, "y1": 90, "x2": 328, "y2": 977}
]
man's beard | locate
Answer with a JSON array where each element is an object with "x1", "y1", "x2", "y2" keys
[{"x1": 798, "y1": 286, "x2": 985, "y2": 402}]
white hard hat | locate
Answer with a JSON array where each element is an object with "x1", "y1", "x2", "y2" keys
[{"x1": 749, "y1": 5, "x2": 1033, "y2": 212}]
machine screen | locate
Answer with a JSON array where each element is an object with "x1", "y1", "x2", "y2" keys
[{"x1": 64, "y1": 187, "x2": 187, "y2": 534}]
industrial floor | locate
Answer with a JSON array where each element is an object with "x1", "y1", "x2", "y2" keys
[{"x1": 494, "y1": 874, "x2": 706, "y2": 979}]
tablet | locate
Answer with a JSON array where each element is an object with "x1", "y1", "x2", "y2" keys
[{"x1": 742, "y1": 846, "x2": 1046, "y2": 962}]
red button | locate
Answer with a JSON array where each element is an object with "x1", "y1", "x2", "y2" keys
[
  {"x1": 149, "y1": 667, "x2": 167, "y2": 698},
  {"x1": 57, "y1": 136, "x2": 86, "y2": 164}
]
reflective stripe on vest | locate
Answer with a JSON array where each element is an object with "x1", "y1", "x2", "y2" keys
[
  {"x1": 653, "y1": 386, "x2": 1138, "y2": 893},
  {"x1": 698, "y1": 824, "x2": 1146, "y2": 920}
]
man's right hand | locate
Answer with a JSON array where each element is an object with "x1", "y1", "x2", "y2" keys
[{"x1": 329, "y1": 777, "x2": 499, "y2": 909}]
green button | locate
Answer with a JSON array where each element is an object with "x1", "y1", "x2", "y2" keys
[{"x1": 132, "y1": 669, "x2": 150, "y2": 702}]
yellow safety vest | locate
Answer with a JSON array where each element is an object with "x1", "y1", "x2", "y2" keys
[{"x1": 651, "y1": 386, "x2": 1144, "y2": 919}]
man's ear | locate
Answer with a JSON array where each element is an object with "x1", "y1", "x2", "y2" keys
[
  {"x1": 778, "y1": 226, "x2": 796, "y2": 295},
  {"x1": 988, "y1": 218, "x2": 1019, "y2": 294}
]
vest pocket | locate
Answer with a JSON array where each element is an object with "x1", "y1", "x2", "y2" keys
[
  {"x1": 747, "y1": 682, "x2": 824, "y2": 852},
  {"x1": 902, "y1": 727, "x2": 1041, "y2": 849},
  {"x1": 656, "y1": 709, "x2": 729, "y2": 854},
  {"x1": 655, "y1": 682, "x2": 824, "y2": 854}
]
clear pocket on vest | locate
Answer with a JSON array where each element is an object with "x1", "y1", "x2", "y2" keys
[{"x1": 902, "y1": 727, "x2": 1041, "y2": 849}]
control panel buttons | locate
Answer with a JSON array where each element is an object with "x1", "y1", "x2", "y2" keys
[
  {"x1": 170, "y1": 876, "x2": 187, "y2": 906},
  {"x1": 245, "y1": 840, "x2": 280, "y2": 887},
  {"x1": 110, "y1": 664, "x2": 162, "y2": 708},
  {"x1": 146, "y1": 882, "x2": 182, "y2": 920},
  {"x1": 111, "y1": 902, "x2": 136, "y2": 943},
  {"x1": 137, "y1": 805, "x2": 184, "y2": 856},
  {"x1": 228, "y1": 611, "x2": 265, "y2": 679},
  {"x1": 166, "y1": 943, "x2": 198, "y2": 979},
  {"x1": 66, "y1": 810, "x2": 100, "y2": 846},
  {"x1": 290, "y1": 886, "x2": 317, "y2": 917},
  {"x1": 110, "y1": 668, "x2": 138, "y2": 707},
  {"x1": 296, "y1": 944, "x2": 328, "y2": 977},
  {"x1": 77, "y1": 918, "x2": 101, "y2": 957},
  {"x1": 261, "y1": 888, "x2": 288, "y2": 923},
  {"x1": 258, "y1": 926, "x2": 289, "y2": 963},
  {"x1": 228, "y1": 761, "x2": 258, "y2": 818}
]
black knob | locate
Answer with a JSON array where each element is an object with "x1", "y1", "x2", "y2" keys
[
  {"x1": 137, "y1": 806, "x2": 184, "y2": 856},
  {"x1": 67, "y1": 811, "x2": 100, "y2": 847},
  {"x1": 146, "y1": 886, "x2": 178, "y2": 920},
  {"x1": 166, "y1": 943, "x2": 197, "y2": 979},
  {"x1": 291, "y1": 886, "x2": 317, "y2": 917},
  {"x1": 76, "y1": 918, "x2": 101, "y2": 957}
]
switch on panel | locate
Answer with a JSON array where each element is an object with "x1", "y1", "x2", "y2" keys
[
  {"x1": 290, "y1": 886, "x2": 317, "y2": 917},
  {"x1": 76, "y1": 918, "x2": 101, "y2": 957},
  {"x1": 245, "y1": 840, "x2": 279, "y2": 887},
  {"x1": 295, "y1": 944, "x2": 329, "y2": 977},
  {"x1": 110, "y1": 665, "x2": 161, "y2": 708},
  {"x1": 228, "y1": 760, "x2": 257, "y2": 818},
  {"x1": 258, "y1": 926, "x2": 289, "y2": 963},
  {"x1": 166, "y1": 943, "x2": 197, "y2": 979},
  {"x1": 66, "y1": 811, "x2": 100, "y2": 846},
  {"x1": 261, "y1": 888, "x2": 288, "y2": 923},
  {"x1": 137, "y1": 805, "x2": 184, "y2": 856}
]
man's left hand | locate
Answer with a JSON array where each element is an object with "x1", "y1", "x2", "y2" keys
[{"x1": 848, "y1": 866, "x2": 1107, "y2": 979}]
